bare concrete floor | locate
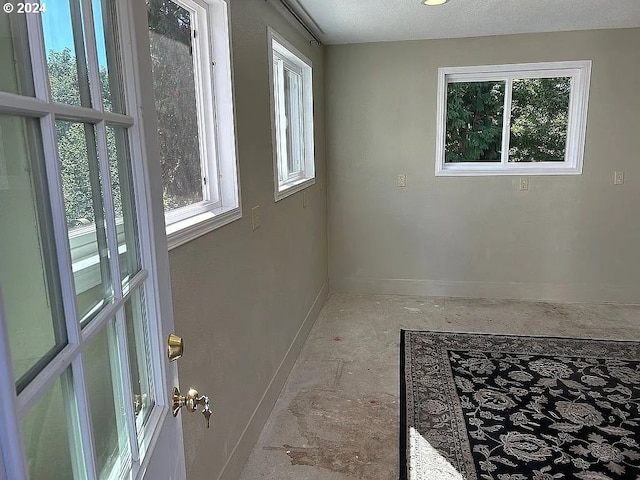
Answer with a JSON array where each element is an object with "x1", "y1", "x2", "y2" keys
[{"x1": 239, "y1": 293, "x2": 640, "y2": 480}]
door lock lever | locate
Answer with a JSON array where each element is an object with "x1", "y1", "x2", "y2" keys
[{"x1": 172, "y1": 387, "x2": 212, "y2": 428}]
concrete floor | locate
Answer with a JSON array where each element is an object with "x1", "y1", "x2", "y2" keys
[{"x1": 239, "y1": 293, "x2": 640, "y2": 480}]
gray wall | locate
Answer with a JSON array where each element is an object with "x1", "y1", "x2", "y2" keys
[
  {"x1": 327, "y1": 28, "x2": 640, "y2": 304},
  {"x1": 167, "y1": 2, "x2": 327, "y2": 479}
]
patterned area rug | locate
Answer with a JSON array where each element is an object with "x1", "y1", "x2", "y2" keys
[{"x1": 400, "y1": 331, "x2": 640, "y2": 480}]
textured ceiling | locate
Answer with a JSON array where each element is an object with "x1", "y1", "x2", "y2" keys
[{"x1": 291, "y1": 0, "x2": 640, "y2": 45}]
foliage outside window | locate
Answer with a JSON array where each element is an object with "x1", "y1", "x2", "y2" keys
[
  {"x1": 268, "y1": 28, "x2": 315, "y2": 201},
  {"x1": 44, "y1": 3, "x2": 132, "y2": 296},
  {"x1": 49, "y1": 48, "x2": 118, "y2": 229},
  {"x1": 435, "y1": 61, "x2": 591, "y2": 176},
  {"x1": 147, "y1": 0, "x2": 240, "y2": 248}
]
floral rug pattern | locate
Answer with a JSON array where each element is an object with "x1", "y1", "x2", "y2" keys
[{"x1": 400, "y1": 331, "x2": 640, "y2": 480}]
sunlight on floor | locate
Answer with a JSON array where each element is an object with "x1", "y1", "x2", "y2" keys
[{"x1": 409, "y1": 427, "x2": 464, "y2": 480}]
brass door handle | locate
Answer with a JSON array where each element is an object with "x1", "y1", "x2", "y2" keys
[
  {"x1": 167, "y1": 334, "x2": 184, "y2": 362},
  {"x1": 172, "y1": 387, "x2": 212, "y2": 428}
]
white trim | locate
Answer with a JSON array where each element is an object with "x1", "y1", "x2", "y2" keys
[
  {"x1": 499, "y1": 77, "x2": 513, "y2": 164},
  {"x1": 27, "y1": 11, "x2": 49, "y2": 103},
  {"x1": 435, "y1": 60, "x2": 591, "y2": 177},
  {"x1": 14, "y1": 267, "x2": 146, "y2": 420},
  {"x1": 332, "y1": 277, "x2": 639, "y2": 305},
  {"x1": 153, "y1": 0, "x2": 241, "y2": 247},
  {"x1": 122, "y1": 0, "x2": 174, "y2": 453},
  {"x1": 209, "y1": 0, "x2": 242, "y2": 226},
  {"x1": 441, "y1": 60, "x2": 591, "y2": 76},
  {"x1": 123, "y1": 0, "x2": 187, "y2": 475},
  {"x1": 0, "y1": 288, "x2": 29, "y2": 480},
  {"x1": 267, "y1": 27, "x2": 316, "y2": 202},
  {"x1": 16, "y1": 341, "x2": 81, "y2": 418},
  {"x1": 0, "y1": 91, "x2": 134, "y2": 125},
  {"x1": 273, "y1": 176, "x2": 315, "y2": 201},
  {"x1": 73, "y1": 353, "x2": 99, "y2": 480},
  {"x1": 189, "y1": 0, "x2": 221, "y2": 206},
  {"x1": 167, "y1": 204, "x2": 241, "y2": 250},
  {"x1": 436, "y1": 162, "x2": 583, "y2": 177},
  {"x1": 114, "y1": 309, "x2": 140, "y2": 465},
  {"x1": 105, "y1": 314, "x2": 136, "y2": 479},
  {"x1": 215, "y1": 282, "x2": 328, "y2": 480},
  {"x1": 82, "y1": 0, "x2": 124, "y2": 301}
]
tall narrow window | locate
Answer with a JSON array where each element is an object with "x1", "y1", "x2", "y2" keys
[
  {"x1": 268, "y1": 28, "x2": 315, "y2": 201},
  {"x1": 147, "y1": 0, "x2": 240, "y2": 248}
]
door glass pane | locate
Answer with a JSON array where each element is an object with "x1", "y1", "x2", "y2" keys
[
  {"x1": 284, "y1": 66, "x2": 303, "y2": 175},
  {"x1": 0, "y1": 115, "x2": 67, "y2": 390},
  {"x1": 509, "y1": 77, "x2": 571, "y2": 162},
  {"x1": 147, "y1": 0, "x2": 205, "y2": 212},
  {"x1": 93, "y1": 0, "x2": 125, "y2": 113},
  {"x1": 56, "y1": 121, "x2": 112, "y2": 324},
  {"x1": 106, "y1": 125, "x2": 140, "y2": 285},
  {"x1": 0, "y1": 12, "x2": 34, "y2": 95},
  {"x1": 445, "y1": 81, "x2": 505, "y2": 163},
  {"x1": 125, "y1": 287, "x2": 155, "y2": 431},
  {"x1": 22, "y1": 371, "x2": 82, "y2": 479},
  {"x1": 43, "y1": 0, "x2": 91, "y2": 107},
  {"x1": 85, "y1": 321, "x2": 131, "y2": 479}
]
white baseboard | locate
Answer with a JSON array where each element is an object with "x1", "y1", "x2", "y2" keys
[
  {"x1": 215, "y1": 281, "x2": 329, "y2": 480},
  {"x1": 332, "y1": 276, "x2": 639, "y2": 305}
]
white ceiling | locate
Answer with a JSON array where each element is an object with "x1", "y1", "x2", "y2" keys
[{"x1": 290, "y1": 0, "x2": 640, "y2": 45}]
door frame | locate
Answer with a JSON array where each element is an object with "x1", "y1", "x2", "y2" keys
[{"x1": 121, "y1": 0, "x2": 186, "y2": 474}]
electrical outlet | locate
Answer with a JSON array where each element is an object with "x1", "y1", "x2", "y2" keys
[
  {"x1": 519, "y1": 177, "x2": 529, "y2": 191},
  {"x1": 397, "y1": 174, "x2": 407, "y2": 187},
  {"x1": 614, "y1": 171, "x2": 624, "y2": 185},
  {"x1": 251, "y1": 205, "x2": 261, "y2": 230}
]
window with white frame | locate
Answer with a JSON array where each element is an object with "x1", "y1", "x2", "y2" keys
[
  {"x1": 147, "y1": 0, "x2": 240, "y2": 248},
  {"x1": 267, "y1": 28, "x2": 315, "y2": 201},
  {"x1": 435, "y1": 61, "x2": 591, "y2": 176}
]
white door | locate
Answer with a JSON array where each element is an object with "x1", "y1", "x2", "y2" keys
[{"x1": 0, "y1": 0, "x2": 187, "y2": 478}]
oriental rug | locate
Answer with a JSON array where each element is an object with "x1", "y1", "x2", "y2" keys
[{"x1": 400, "y1": 330, "x2": 640, "y2": 480}]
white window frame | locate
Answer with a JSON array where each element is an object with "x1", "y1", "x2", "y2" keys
[
  {"x1": 67, "y1": 0, "x2": 239, "y2": 287},
  {"x1": 159, "y1": 0, "x2": 241, "y2": 249},
  {"x1": 435, "y1": 61, "x2": 591, "y2": 177},
  {"x1": 267, "y1": 27, "x2": 315, "y2": 201}
]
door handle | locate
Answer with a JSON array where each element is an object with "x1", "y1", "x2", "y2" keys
[
  {"x1": 167, "y1": 333, "x2": 184, "y2": 362},
  {"x1": 172, "y1": 387, "x2": 212, "y2": 428}
]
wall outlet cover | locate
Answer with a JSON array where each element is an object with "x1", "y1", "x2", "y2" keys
[
  {"x1": 614, "y1": 171, "x2": 624, "y2": 185},
  {"x1": 251, "y1": 205, "x2": 261, "y2": 230}
]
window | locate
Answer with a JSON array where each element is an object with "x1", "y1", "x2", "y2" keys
[
  {"x1": 267, "y1": 28, "x2": 315, "y2": 201},
  {"x1": 147, "y1": 0, "x2": 240, "y2": 248},
  {"x1": 435, "y1": 61, "x2": 591, "y2": 176}
]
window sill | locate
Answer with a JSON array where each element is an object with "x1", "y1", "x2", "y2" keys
[
  {"x1": 166, "y1": 204, "x2": 242, "y2": 250},
  {"x1": 275, "y1": 177, "x2": 315, "y2": 202},
  {"x1": 435, "y1": 163, "x2": 582, "y2": 177},
  {"x1": 69, "y1": 223, "x2": 125, "y2": 294},
  {"x1": 68, "y1": 205, "x2": 243, "y2": 291}
]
